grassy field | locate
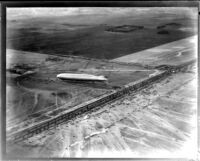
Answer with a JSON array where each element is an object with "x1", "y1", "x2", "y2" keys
[{"x1": 7, "y1": 9, "x2": 197, "y2": 59}]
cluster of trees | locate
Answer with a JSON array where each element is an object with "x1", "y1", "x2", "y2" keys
[{"x1": 106, "y1": 25, "x2": 144, "y2": 33}]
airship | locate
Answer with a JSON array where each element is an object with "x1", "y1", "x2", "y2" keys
[{"x1": 57, "y1": 73, "x2": 108, "y2": 81}]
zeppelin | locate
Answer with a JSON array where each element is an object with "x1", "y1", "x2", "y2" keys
[{"x1": 57, "y1": 73, "x2": 108, "y2": 81}]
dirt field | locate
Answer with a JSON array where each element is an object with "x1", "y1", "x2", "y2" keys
[{"x1": 6, "y1": 72, "x2": 197, "y2": 158}]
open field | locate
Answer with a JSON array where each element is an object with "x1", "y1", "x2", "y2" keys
[
  {"x1": 113, "y1": 35, "x2": 197, "y2": 67},
  {"x1": 6, "y1": 49, "x2": 155, "y2": 137},
  {"x1": 6, "y1": 34, "x2": 197, "y2": 158},
  {"x1": 7, "y1": 8, "x2": 197, "y2": 59},
  {"x1": 5, "y1": 8, "x2": 198, "y2": 158},
  {"x1": 6, "y1": 72, "x2": 197, "y2": 158}
]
